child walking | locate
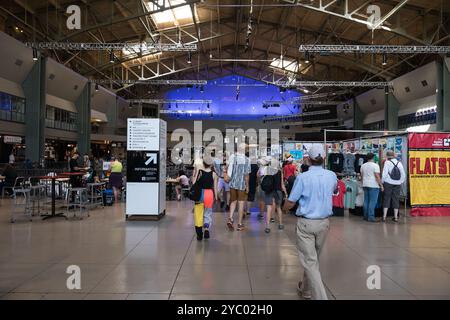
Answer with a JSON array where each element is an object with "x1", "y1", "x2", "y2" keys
[{"x1": 193, "y1": 161, "x2": 217, "y2": 241}]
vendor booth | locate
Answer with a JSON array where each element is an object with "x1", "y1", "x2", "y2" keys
[{"x1": 284, "y1": 130, "x2": 450, "y2": 218}]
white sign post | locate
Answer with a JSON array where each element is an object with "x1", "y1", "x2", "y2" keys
[{"x1": 126, "y1": 119, "x2": 167, "y2": 219}]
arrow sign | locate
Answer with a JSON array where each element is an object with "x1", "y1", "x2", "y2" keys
[{"x1": 145, "y1": 153, "x2": 157, "y2": 165}]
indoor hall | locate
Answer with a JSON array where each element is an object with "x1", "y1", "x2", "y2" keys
[{"x1": 0, "y1": 0, "x2": 449, "y2": 303}]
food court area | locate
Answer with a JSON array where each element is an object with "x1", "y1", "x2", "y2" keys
[{"x1": 0, "y1": 0, "x2": 450, "y2": 302}]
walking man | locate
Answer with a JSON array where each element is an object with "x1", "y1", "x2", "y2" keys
[
  {"x1": 382, "y1": 150, "x2": 406, "y2": 223},
  {"x1": 226, "y1": 143, "x2": 251, "y2": 231},
  {"x1": 283, "y1": 144, "x2": 337, "y2": 300}
]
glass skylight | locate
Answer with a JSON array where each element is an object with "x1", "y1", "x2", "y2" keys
[
  {"x1": 270, "y1": 58, "x2": 300, "y2": 73},
  {"x1": 145, "y1": 0, "x2": 193, "y2": 26}
]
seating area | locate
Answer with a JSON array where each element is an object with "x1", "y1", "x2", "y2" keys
[{"x1": 1, "y1": 174, "x2": 124, "y2": 223}]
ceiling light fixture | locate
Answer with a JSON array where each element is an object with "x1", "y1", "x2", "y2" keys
[
  {"x1": 304, "y1": 51, "x2": 310, "y2": 64},
  {"x1": 32, "y1": 48, "x2": 38, "y2": 61},
  {"x1": 382, "y1": 52, "x2": 388, "y2": 66}
]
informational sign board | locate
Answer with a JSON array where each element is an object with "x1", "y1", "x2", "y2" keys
[
  {"x1": 409, "y1": 133, "x2": 450, "y2": 217},
  {"x1": 126, "y1": 119, "x2": 166, "y2": 218},
  {"x1": 127, "y1": 119, "x2": 159, "y2": 151}
]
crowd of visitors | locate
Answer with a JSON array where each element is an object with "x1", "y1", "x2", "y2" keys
[{"x1": 182, "y1": 143, "x2": 407, "y2": 300}]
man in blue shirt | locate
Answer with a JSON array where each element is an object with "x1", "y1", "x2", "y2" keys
[{"x1": 283, "y1": 144, "x2": 337, "y2": 300}]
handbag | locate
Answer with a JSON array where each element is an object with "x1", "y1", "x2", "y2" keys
[{"x1": 189, "y1": 170, "x2": 203, "y2": 202}]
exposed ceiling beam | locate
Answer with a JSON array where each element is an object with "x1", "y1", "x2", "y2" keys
[
  {"x1": 372, "y1": 0, "x2": 410, "y2": 30},
  {"x1": 58, "y1": 0, "x2": 202, "y2": 41},
  {"x1": 13, "y1": 0, "x2": 35, "y2": 15}
]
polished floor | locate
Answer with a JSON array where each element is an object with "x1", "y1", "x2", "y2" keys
[{"x1": 0, "y1": 198, "x2": 450, "y2": 300}]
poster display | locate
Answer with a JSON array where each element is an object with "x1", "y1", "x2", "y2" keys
[{"x1": 409, "y1": 133, "x2": 450, "y2": 217}]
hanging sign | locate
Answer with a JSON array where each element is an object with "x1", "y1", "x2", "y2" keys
[
  {"x1": 408, "y1": 133, "x2": 450, "y2": 217},
  {"x1": 3, "y1": 136, "x2": 22, "y2": 144}
]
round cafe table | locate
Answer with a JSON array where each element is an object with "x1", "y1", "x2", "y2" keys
[
  {"x1": 38, "y1": 172, "x2": 85, "y2": 220},
  {"x1": 37, "y1": 175, "x2": 69, "y2": 220}
]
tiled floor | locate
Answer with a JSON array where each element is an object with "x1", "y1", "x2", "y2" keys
[{"x1": 1, "y1": 199, "x2": 450, "y2": 300}]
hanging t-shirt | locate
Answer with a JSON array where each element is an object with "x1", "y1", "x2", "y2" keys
[
  {"x1": 343, "y1": 153, "x2": 356, "y2": 174},
  {"x1": 354, "y1": 154, "x2": 368, "y2": 173},
  {"x1": 373, "y1": 154, "x2": 380, "y2": 164},
  {"x1": 355, "y1": 180, "x2": 364, "y2": 207},
  {"x1": 332, "y1": 179, "x2": 346, "y2": 208},
  {"x1": 344, "y1": 179, "x2": 358, "y2": 209},
  {"x1": 328, "y1": 153, "x2": 344, "y2": 173}
]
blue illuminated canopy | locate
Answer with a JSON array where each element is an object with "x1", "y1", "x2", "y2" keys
[{"x1": 163, "y1": 75, "x2": 301, "y2": 120}]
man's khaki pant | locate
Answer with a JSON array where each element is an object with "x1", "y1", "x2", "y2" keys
[{"x1": 296, "y1": 218, "x2": 329, "y2": 300}]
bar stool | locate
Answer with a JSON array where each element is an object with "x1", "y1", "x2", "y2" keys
[
  {"x1": 11, "y1": 187, "x2": 32, "y2": 223},
  {"x1": 66, "y1": 187, "x2": 90, "y2": 220}
]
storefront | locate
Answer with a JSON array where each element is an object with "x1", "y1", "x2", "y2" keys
[
  {"x1": 91, "y1": 141, "x2": 126, "y2": 160},
  {"x1": 44, "y1": 139, "x2": 76, "y2": 165},
  {"x1": 0, "y1": 135, "x2": 25, "y2": 163}
]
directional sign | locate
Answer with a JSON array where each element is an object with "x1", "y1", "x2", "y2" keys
[
  {"x1": 127, "y1": 151, "x2": 160, "y2": 183},
  {"x1": 145, "y1": 153, "x2": 158, "y2": 165}
]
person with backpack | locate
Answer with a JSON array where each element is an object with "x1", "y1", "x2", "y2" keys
[
  {"x1": 259, "y1": 156, "x2": 287, "y2": 233},
  {"x1": 191, "y1": 160, "x2": 217, "y2": 240},
  {"x1": 381, "y1": 150, "x2": 406, "y2": 223}
]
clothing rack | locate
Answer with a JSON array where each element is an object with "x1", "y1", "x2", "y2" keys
[{"x1": 324, "y1": 129, "x2": 410, "y2": 213}]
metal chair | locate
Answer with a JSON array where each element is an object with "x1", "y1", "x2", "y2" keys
[
  {"x1": 65, "y1": 187, "x2": 90, "y2": 220},
  {"x1": 87, "y1": 182, "x2": 105, "y2": 209},
  {"x1": 11, "y1": 187, "x2": 32, "y2": 223},
  {"x1": 2, "y1": 176, "x2": 25, "y2": 198},
  {"x1": 181, "y1": 186, "x2": 191, "y2": 200}
]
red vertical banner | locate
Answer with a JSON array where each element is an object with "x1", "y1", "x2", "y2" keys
[{"x1": 408, "y1": 133, "x2": 450, "y2": 217}]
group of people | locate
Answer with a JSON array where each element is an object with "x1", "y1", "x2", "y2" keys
[
  {"x1": 360, "y1": 150, "x2": 406, "y2": 223},
  {"x1": 68, "y1": 151, "x2": 124, "y2": 203},
  {"x1": 178, "y1": 144, "x2": 407, "y2": 300},
  {"x1": 182, "y1": 143, "x2": 312, "y2": 241}
]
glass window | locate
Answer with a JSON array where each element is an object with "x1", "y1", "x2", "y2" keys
[
  {"x1": 0, "y1": 91, "x2": 25, "y2": 122},
  {"x1": 45, "y1": 105, "x2": 77, "y2": 132}
]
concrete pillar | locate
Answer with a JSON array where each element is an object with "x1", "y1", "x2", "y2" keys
[
  {"x1": 22, "y1": 54, "x2": 46, "y2": 163},
  {"x1": 104, "y1": 97, "x2": 118, "y2": 135},
  {"x1": 384, "y1": 91, "x2": 400, "y2": 131},
  {"x1": 437, "y1": 60, "x2": 450, "y2": 132},
  {"x1": 75, "y1": 83, "x2": 91, "y2": 156},
  {"x1": 352, "y1": 97, "x2": 364, "y2": 130}
]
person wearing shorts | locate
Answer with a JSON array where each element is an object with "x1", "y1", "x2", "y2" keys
[
  {"x1": 226, "y1": 145, "x2": 251, "y2": 231},
  {"x1": 381, "y1": 150, "x2": 406, "y2": 223},
  {"x1": 260, "y1": 158, "x2": 287, "y2": 233}
]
